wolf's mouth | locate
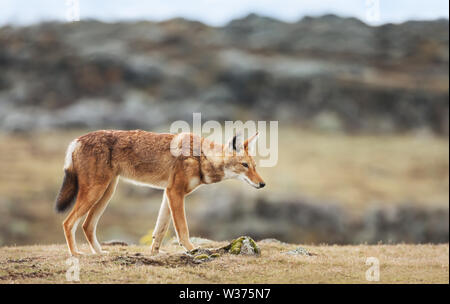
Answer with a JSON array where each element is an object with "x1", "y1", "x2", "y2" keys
[{"x1": 239, "y1": 175, "x2": 262, "y2": 189}]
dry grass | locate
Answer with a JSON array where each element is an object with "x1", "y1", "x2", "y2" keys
[{"x1": 0, "y1": 242, "x2": 448, "y2": 284}]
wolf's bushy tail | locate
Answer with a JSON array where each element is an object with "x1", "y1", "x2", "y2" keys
[{"x1": 54, "y1": 170, "x2": 78, "y2": 213}]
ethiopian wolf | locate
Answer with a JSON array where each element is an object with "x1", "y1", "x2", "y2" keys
[{"x1": 55, "y1": 130, "x2": 265, "y2": 256}]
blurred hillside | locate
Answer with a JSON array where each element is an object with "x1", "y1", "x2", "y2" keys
[{"x1": 0, "y1": 14, "x2": 448, "y2": 134}]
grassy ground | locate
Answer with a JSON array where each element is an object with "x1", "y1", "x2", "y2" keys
[{"x1": 0, "y1": 242, "x2": 448, "y2": 284}]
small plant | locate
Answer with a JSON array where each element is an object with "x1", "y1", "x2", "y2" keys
[{"x1": 194, "y1": 254, "x2": 210, "y2": 261}]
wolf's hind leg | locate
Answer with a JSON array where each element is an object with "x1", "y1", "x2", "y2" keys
[
  {"x1": 63, "y1": 181, "x2": 110, "y2": 256},
  {"x1": 150, "y1": 191, "x2": 171, "y2": 254},
  {"x1": 82, "y1": 177, "x2": 119, "y2": 254}
]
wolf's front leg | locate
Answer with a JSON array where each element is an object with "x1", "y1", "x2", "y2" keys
[
  {"x1": 166, "y1": 187, "x2": 195, "y2": 251},
  {"x1": 150, "y1": 191, "x2": 171, "y2": 254}
]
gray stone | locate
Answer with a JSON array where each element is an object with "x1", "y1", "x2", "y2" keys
[{"x1": 284, "y1": 247, "x2": 313, "y2": 256}]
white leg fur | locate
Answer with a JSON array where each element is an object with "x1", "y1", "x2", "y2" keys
[{"x1": 150, "y1": 191, "x2": 171, "y2": 254}]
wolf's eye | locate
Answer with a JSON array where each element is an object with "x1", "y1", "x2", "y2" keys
[{"x1": 242, "y1": 163, "x2": 249, "y2": 168}]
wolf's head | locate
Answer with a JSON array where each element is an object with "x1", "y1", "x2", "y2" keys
[{"x1": 223, "y1": 132, "x2": 266, "y2": 189}]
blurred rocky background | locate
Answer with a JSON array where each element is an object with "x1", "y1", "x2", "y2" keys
[
  {"x1": 0, "y1": 14, "x2": 448, "y2": 246},
  {"x1": 0, "y1": 14, "x2": 448, "y2": 134}
]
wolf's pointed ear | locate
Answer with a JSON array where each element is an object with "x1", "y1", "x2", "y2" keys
[
  {"x1": 244, "y1": 132, "x2": 259, "y2": 154},
  {"x1": 227, "y1": 131, "x2": 244, "y2": 153}
]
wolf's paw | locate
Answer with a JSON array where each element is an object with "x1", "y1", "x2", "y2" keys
[
  {"x1": 184, "y1": 243, "x2": 197, "y2": 252},
  {"x1": 186, "y1": 247, "x2": 201, "y2": 255},
  {"x1": 150, "y1": 243, "x2": 160, "y2": 255},
  {"x1": 70, "y1": 251, "x2": 85, "y2": 257}
]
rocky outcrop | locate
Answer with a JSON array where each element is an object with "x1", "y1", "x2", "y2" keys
[{"x1": 0, "y1": 15, "x2": 448, "y2": 134}]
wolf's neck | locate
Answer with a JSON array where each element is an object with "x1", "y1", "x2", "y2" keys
[{"x1": 199, "y1": 154, "x2": 225, "y2": 184}]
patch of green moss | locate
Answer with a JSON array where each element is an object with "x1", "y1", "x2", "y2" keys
[
  {"x1": 229, "y1": 236, "x2": 245, "y2": 254},
  {"x1": 248, "y1": 237, "x2": 261, "y2": 255},
  {"x1": 194, "y1": 254, "x2": 210, "y2": 260},
  {"x1": 210, "y1": 253, "x2": 220, "y2": 258},
  {"x1": 188, "y1": 248, "x2": 200, "y2": 255},
  {"x1": 228, "y1": 236, "x2": 260, "y2": 255}
]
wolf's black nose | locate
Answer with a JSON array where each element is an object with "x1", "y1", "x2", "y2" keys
[{"x1": 259, "y1": 182, "x2": 266, "y2": 188}]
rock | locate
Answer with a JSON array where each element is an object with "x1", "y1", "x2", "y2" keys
[
  {"x1": 284, "y1": 247, "x2": 313, "y2": 256},
  {"x1": 182, "y1": 236, "x2": 261, "y2": 262},
  {"x1": 185, "y1": 248, "x2": 215, "y2": 263},
  {"x1": 0, "y1": 16, "x2": 447, "y2": 135},
  {"x1": 226, "y1": 236, "x2": 261, "y2": 256},
  {"x1": 240, "y1": 238, "x2": 256, "y2": 255}
]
